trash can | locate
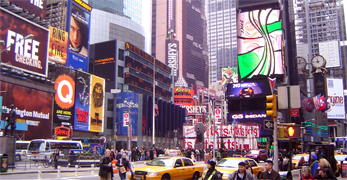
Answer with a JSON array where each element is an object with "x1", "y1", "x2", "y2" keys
[{"x1": 0, "y1": 154, "x2": 9, "y2": 172}]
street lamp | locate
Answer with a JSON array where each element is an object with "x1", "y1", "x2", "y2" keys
[{"x1": 0, "y1": 34, "x2": 34, "y2": 61}]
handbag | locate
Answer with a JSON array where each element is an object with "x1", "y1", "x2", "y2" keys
[{"x1": 119, "y1": 166, "x2": 126, "y2": 173}]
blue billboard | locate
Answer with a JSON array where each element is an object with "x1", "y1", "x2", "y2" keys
[
  {"x1": 226, "y1": 79, "x2": 272, "y2": 99},
  {"x1": 73, "y1": 71, "x2": 91, "y2": 131},
  {"x1": 66, "y1": 0, "x2": 92, "y2": 71},
  {"x1": 116, "y1": 92, "x2": 139, "y2": 135},
  {"x1": 228, "y1": 111, "x2": 272, "y2": 136}
]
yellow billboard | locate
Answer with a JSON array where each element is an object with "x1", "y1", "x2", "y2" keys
[
  {"x1": 48, "y1": 26, "x2": 68, "y2": 64},
  {"x1": 89, "y1": 75, "x2": 105, "y2": 132}
]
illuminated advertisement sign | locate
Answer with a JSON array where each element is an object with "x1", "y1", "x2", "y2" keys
[
  {"x1": 89, "y1": 75, "x2": 105, "y2": 132},
  {"x1": 0, "y1": 8, "x2": 49, "y2": 76},
  {"x1": 166, "y1": 39, "x2": 179, "y2": 78},
  {"x1": 222, "y1": 67, "x2": 238, "y2": 85},
  {"x1": 226, "y1": 79, "x2": 271, "y2": 99},
  {"x1": 66, "y1": 0, "x2": 91, "y2": 71},
  {"x1": 94, "y1": 41, "x2": 116, "y2": 81},
  {"x1": 54, "y1": 125, "x2": 73, "y2": 140},
  {"x1": 0, "y1": 81, "x2": 52, "y2": 140},
  {"x1": 115, "y1": 92, "x2": 139, "y2": 135},
  {"x1": 48, "y1": 26, "x2": 68, "y2": 64},
  {"x1": 327, "y1": 78, "x2": 345, "y2": 119},
  {"x1": 237, "y1": 8, "x2": 284, "y2": 79},
  {"x1": 180, "y1": 105, "x2": 207, "y2": 114},
  {"x1": 53, "y1": 71, "x2": 76, "y2": 124},
  {"x1": 73, "y1": 71, "x2": 90, "y2": 131},
  {"x1": 8, "y1": 0, "x2": 47, "y2": 18},
  {"x1": 228, "y1": 111, "x2": 272, "y2": 136},
  {"x1": 174, "y1": 87, "x2": 191, "y2": 93}
]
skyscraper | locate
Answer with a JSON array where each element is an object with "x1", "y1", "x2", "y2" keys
[
  {"x1": 207, "y1": 0, "x2": 238, "y2": 84},
  {"x1": 152, "y1": 0, "x2": 209, "y2": 87}
]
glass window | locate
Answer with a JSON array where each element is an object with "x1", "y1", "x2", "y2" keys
[
  {"x1": 247, "y1": 160, "x2": 257, "y2": 167},
  {"x1": 118, "y1": 49, "x2": 124, "y2": 60},
  {"x1": 175, "y1": 159, "x2": 183, "y2": 167},
  {"x1": 107, "y1": 99, "x2": 114, "y2": 111},
  {"x1": 118, "y1": 66, "x2": 124, "y2": 78},
  {"x1": 183, "y1": 158, "x2": 194, "y2": 166},
  {"x1": 107, "y1": 117, "x2": 113, "y2": 129},
  {"x1": 117, "y1": 83, "x2": 123, "y2": 90},
  {"x1": 16, "y1": 142, "x2": 29, "y2": 150}
]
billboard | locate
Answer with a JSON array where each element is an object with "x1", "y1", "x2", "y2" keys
[
  {"x1": 53, "y1": 71, "x2": 76, "y2": 124},
  {"x1": 7, "y1": 0, "x2": 47, "y2": 18},
  {"x1": 166, "y1": 39, "x2": 179, "y2": 79},
  {"x1": 319, "y1": 41, "x2": 340, "y2": 68},
  {"x1": 0, "y1": 8, "x2": 49, "y2": 77},
  {"x1": 115, "y1": 92, "x2": 139, "y2": 135},
  {"x1": 222, "y1": 67, "x2": 238, "y2": 92},
  {"x1": 48, "y1": 26, "x2": 68, "y2": 64},
  {"x1": 73, "y1": 71, "x2": 91, "y2": 131},
  {"x1": 226, "y1": 79, "x2": 272, "y2": 99},
  {"x1": 89, "y1": 75, "x2": 105, "y2": 132},
  {"x1": 0, "y1": 81, "x2": 52, "y2": 140},
  {"x1": 228, "y1": 111, "x2": 272, "y2": 136},
  {"x1": 94, "y1": 41, "x2": 116, "y2": 81},
  {"x1": 327, "y1": 78, "x2": 345, "y2": 119},
  {"x1": 66, "y1": 0, "x2": 92, "y2": 71},
  {"x1": 237, "y1": 8, "x2": 284, "y2": 80}
]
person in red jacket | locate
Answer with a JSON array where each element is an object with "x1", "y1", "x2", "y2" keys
[{"x1": 301, "y1": 166, "x2": 314, "y2": 180}]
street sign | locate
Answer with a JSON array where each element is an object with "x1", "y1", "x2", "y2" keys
[
  {"x1": 290, "y1": 109, "x2": 300, "y2": 117},
  {"x1": 215, "y1": 109, "x2": 221, "y2": 119},
  {"x1": 123, "y1": 112, "x2": 129, "y2": 126},
  {"x1": 264, "y1": 120, "x2": 274, "y2": 130}
]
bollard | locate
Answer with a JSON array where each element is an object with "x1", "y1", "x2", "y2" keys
[
  {"x1": 91, "y1": 164, "x2": 95, "y2": 176},
  {"x1": 75, "y1": 165, "x2": 78, "y2": 177},
  {"x1": 57, "y1": 166, "x2": 61, "y2": 179},
  {"x1": 38, "y1": 166, "x2": 42, "y2": 179}
]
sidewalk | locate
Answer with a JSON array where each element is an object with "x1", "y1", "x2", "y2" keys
[{"x1": 1, "y1": 161, "x2": 149, "y2": 175}]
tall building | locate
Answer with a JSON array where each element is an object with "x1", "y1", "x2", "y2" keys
[
  {"x1": 152, "y1": 0, "x2": 209, "y2": 88},
  {"x1": 207, "y1": 0, "x2": 238, "y2": 84}
]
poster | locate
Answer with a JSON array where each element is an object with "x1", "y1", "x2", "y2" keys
[
  {"x1": 89, "y1": 75, "x2": 105, "y2": 132},
  {"x1": 327, "y1": 78, "x2": 345, "y2": 119},
  {"x1": 73, "y1": 71, "x2": 90, "y2": 131},
  {"x1": 48, "y1": 26, "x2": 68, "y2": 64}
]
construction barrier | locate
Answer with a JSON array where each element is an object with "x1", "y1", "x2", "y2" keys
[{"x1": 112, "y1": 159, "x2": 118, "y2": 173}]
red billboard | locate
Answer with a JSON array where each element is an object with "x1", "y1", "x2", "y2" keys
[
  {"x1": 0, "y1": 8, "x2": 49, "y2": 76},
  {"x1": 7, "y1": 0, "x2": 47, "y2": 19},
  {"x1": 0, "y1": 81, "x2": 53, "y2": 140}
]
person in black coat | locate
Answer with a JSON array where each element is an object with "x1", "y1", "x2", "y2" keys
[
  {"x1": 259, "y1": 160, "x2": 281, "y2": 180},
  {"x1": 203, "y1": 160, "x2": 223, "y2": 180},
  {"x1": 99, "y1": 150, "x2": 113, "y2": 180},
  {"x1": 116, "y1": 153, "x2": 133, "y2": 180},
  {"x1": 131, "y1": 148, "x2": 137, "y2": 162},
  {"x1": 149, "y1": 148, "x2": 154, "y2": 160}
]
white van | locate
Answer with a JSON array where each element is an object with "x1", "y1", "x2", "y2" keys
[
  {"x1": 27, "y1": 139, "x2": 83, "y2": 155},
  {"x1": 15, "y1": 141, "x2": 30, "y2": 161}
]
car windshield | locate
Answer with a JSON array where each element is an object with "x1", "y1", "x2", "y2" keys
[
  {"x1": 292, "y1": 155, "x2": 309, "y2": 161},
  {"x1": 247, "y1": 150, "x2": 259, "y2": 154},
  {"x1": 335, "y1": 156, "x2": 347, "y2": 161},
  {"x1": 216, "y1": 159, "x2": 242, "y2": 168},
  {"x1": 28, "y1": 141, "x2": 45, "y2": 151},
  {"x1": 147, "y1": 158, "x2": 175, "y2": 167}
]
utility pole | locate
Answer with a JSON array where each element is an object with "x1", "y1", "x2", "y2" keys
[{"x1": 152, "y1": 59, "x2": 156, "y2": 147}]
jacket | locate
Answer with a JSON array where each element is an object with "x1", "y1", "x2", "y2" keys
[
  {"x1": 99, "y1": 156, "x2": 113, "y2": 178},
  {"x1": 204, "y1": 169, "x2": 223, "y2": 180},
  {"x1": 228, "y1": 170, "x2": 254, "y2": 180},
  {"x1": 259, "y1": 170, "x2": 281, "y2": 180},
  {"x1": 116, "y1": 158, "x2": 132, "y2": 174}
]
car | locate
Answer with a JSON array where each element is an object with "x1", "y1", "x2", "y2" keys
[
  {"x1": 291, "y1": 154, "x2": 309, "y2": 169},
  {"x1": 129, "y1": 156, "x2": 204, "y2": 180},
  {"x1": 245, "y1": 149, "x2": 268, "y2": 162},
  {"x1": 202, "y1": 157, "x2": 264, "y2": 180},
  {"x1": 239, "y1": 87, "x2": 254, "y2": 98}
]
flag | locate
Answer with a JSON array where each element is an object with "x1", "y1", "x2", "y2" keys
[
  {"x1": 313, "y1": 94, "x2": 321, "y2": 110},
  {"x1": 318, "y1": 95, "x2": 326, "y2": 111},
  {"x1": 301, "y1": 96, "x2": 314, "y2": 112}
]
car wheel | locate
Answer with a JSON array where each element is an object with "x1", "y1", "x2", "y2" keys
[
  {"x1": 161, "y1": 174, "x2": 170, "y2": 180},
  {"x1": 192, "y1": 172, "x2": 200, "y2": 180},
  {"x1": 15, "y1": 155, "x2": 21, "y2": 162}
]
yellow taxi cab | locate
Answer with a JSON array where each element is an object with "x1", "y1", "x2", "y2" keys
[
  {"x1": 335, "y1": 154, "x2": 347, "y2": 173},
  {"x1": 128, "y1": 156, "x2": 204, "y2": 180},
  {"x1": 202, "y1": 157, "x2": 264, "y2": 180},
  {"x1": 291, "y1": 154, "x2": 309, "y2": 169}
]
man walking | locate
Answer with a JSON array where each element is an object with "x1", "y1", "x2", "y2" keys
[
  {"x1": 116, "y1": 153, "x2": 133, "y2": 180},
  {"x1": 259, "y1": 160, "x2": 281, "y2": 180},
  {"x1": 228, "y1": 162, "x2": 254, "y2": 180},
  {"x1": 99, "y1": 150, "x2": 113, "y2": 180}
]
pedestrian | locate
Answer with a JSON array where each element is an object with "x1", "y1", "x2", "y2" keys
[
  {"x1": 217, "y1": 150, "x2": 221, "y2": 162},
  {"x1": 314, "y1": 158, "x2": 335, "y2": 179},
  {"x1": 228, "y1": 162, "x2": 254, "y2": 180},
  {"x1": 315, "y1": 168, "x2": 336, "y2": 180},
  {"x1": 301, "y1": 166, "x2": 314, "y2": 180},
  {"x1": 115, "y1": 150, "x2": 122, "y2": 160},
  {"x1": 99, "y1": 150, "x2": 113, "y2": 180},
  {"x1": 149, "y1": 148, "x2": 154, "y2": 160},
  {"x1": 203, "y1": 160, "x2": 223, "y2": 180},
  {"x1": 246, "y1": 165, "x2": 258, "y2": 180},
  {"x1": 141, "y1": 148, "x2": 145, "y2": 161},
  {"x1": 259, "y1": 160, "x2": 281, "y2": 180},
  {"x1": 191, "y1": 152, "x2": 196, "y2": 162},
  {"x1": 131, "y1": 148, "x2": 136, "y2": 162},
  {"x1": 53, "y1": 148, "x2": 60, "y2": 169},
  {"x1": 116, "y1": 153, "x2": 133, "y2": 180},
  {"x1": 68, "y1": 149, "x2": 76, "y2": 167},
  {"x1": 315, "y1": 149, "x2": 325, "y2": 161}
]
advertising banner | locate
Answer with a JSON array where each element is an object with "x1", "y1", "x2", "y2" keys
[
  {"x1": 221, "y1": 67, "x2": 238, "y2": 85},
  {"x1": 66, "y1": 0, "x2": 92, "y2": 71},
  {"x1": 89, "y1": 75, "x2": 105, "y2": 132},
  {"x1": 94, "y1": 41, "x2": 116, "y2": 81},
  {"x1": 8, "y1": 0, "x2": 47, "y2": 18},
  {"x1": 73, "y1": 71, "x2": 90, "y2": 131},
  {"x1": 115, "y1": 92, "x2": 139, "y2": 135},
  {"x1": 228, "y1": 111, "x2": 272, "y2": 136},
  {"x1": 0, "y1": 81, "x2": 52, "y2": 140},
  {"x1": 226, "y1": 79, "x2": 271, "y2": 99},
  {"x1": 237, "y1": 8, "x2": 284, "y2": 80},
  {"x1": 327, "y1": 78, "x2": 345, "y2": 119},
  {"x1": 0, "y1": 8, "x2": 49, "y2": 76},
  {"x1": 166, "y1": 39, "x2": 179, "y2": 79},
  {"x1": 53, "y1": 71, "x2": 76, "y2": 124},
  {"x1": 48, "y1": 26, "x2": 68, "y2": 64}
]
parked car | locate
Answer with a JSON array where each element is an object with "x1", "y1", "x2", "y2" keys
[{"x1": 245, "y1": 149, "x2": 268, "y2": 162}]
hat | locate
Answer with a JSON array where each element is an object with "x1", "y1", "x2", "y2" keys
[
  {"x1": 207, "y1": 160, "x2": 216, "y2": 167},
  {"x1": 238, "y1": 162, "x2": 246, "y2": 166}
]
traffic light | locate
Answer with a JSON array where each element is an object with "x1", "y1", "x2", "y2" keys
[
  {"x1": 205, "y1": 115, "x2": 209, "y2": 123},
  {"x1": 287, "y1": 125, "x2": 300, "y2": 138},
  {"x1": 266, "y1": 95, "x2": 277, "y2": 120}
]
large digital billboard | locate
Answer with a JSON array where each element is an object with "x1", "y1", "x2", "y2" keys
[
  {"x1": 8, "y1": 0, "x2": 47, "y2": 18},
  {"x1": 89, "y1": 75, "x2": 105, "y2": 132},
  {"x1": 73, "y1": 71, "x2": 91, "y2": 131},
  {"x1": 48, "y1": 26, "x2": 68, "y2": 65},
  {"x1": 94, "y1": 41, "x2": 116, "y2": 81},
  {"x1": 0, "y1": 8, "x2": 49, "y2": 77},
  {"x1": 327, "y1": 78, "x2": 345, "y2": 119},
  {"x1": 226, "y1": 79, "x2": 272, "y2": 99},
  {"x1": 53, "y1": 70, "x2": 76, "y2": 124},
  {"x1": 228, "y1": 111, "x2": 272, "y2": 136},
  {"x1": 115, "y1": 92, "x2": 139, "y2": 135},
  {"x1": 66, "y1": 0, "x2": 92, "y2": 71},
  {"x1": 237, "y1": 8, "x2": 284, "y2": 80},
  {"x1": 0, "y1": 81, "x2": 52, "y2": 140}
]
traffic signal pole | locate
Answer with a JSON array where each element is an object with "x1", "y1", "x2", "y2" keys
[
  {"x1": 266, "y1": 95, "x2": 279, "y2": 171},
  {"x1": 273, "y1": 116, "x2": 279, "y2": 171},
  {"x1": 287, "y1": 86, "x2": 293, "y2": 171}
]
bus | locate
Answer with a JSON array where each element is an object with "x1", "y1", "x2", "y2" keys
[
  {"x1": 65, "y1": 138, "x2": 106, "y2": 156},
  {"x1": 15, "y1": 141, "x2": 30, "y2": 161},
  {"x1": 27, "y1": 139, "x2": 83, "y2": 155}
]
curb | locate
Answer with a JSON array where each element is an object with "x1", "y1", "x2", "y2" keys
[{"x1": 1, "y1": 168, "x2": 98, "y2": 175}]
